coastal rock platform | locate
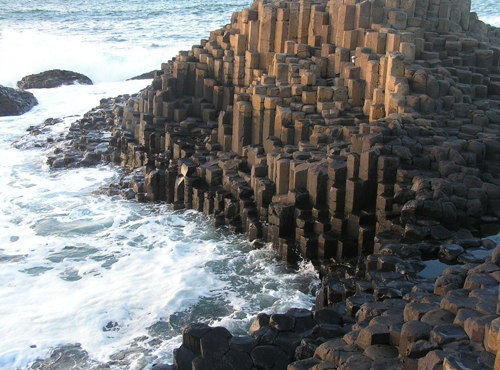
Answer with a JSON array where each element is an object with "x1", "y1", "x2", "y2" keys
[
  {"x1": 37, "y1": 0, "x2": 500, "y2": 368},
  {"x1": 161, "y1": 244, "x2": 500, "y2": 370}
]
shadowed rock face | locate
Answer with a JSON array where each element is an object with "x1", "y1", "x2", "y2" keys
[
  {"x1": 0, "y1": 85, "x2": 38, "y2": 116},
  {"x1": 17, "y1": 69, "x2": 93, "y2": 89}
]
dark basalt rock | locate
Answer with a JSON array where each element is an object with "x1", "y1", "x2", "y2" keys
[
  {"x1": 32, "y1": 1, "x2": 500, "y2": 369},
  {"x1": 0, "y1": 84, "x2": 38, "y2": 116},
  {"x1": 152, "y1": 365, "x2": 175, "y2": 370},
  {"x1": 128, "y1": 70, "x2": 156, "y2": 80},
  {"x1": 17, "y1": 69, "x2": 93, "y2": 89},
  {"x1": 30, "y1": 344, "x2": 108, "y2": 370}
]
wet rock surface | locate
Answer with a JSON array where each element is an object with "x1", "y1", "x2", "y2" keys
[
  {"x1": 0, "y1": 84, "x2": 38, "y2": 116},
  {"x1": 30, "y1": 344, "x2": 109, "y2": 370},
  {"x1": 17, "y1": 69, "x2": 93, "y2": 89},
  {"x1": 165, "y1": 245, "x2": 500, "y2": 370},
  {"x1": 29, "y1": 0, "x2": 500, "y2": 368}
]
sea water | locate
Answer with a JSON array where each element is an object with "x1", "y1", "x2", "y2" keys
[{"x1": 0, "y1": 0, "x2": 498, "y2": 369}]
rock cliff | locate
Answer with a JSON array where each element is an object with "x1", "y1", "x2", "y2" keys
[
  {"x1": 88, "y1": 0, "x2": 500, "y2": 263},
  {"x1": 44, "y1": 0, "x2": 500, "y2": 368}
]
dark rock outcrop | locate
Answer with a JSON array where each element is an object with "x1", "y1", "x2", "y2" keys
[
  {"x1": 0, "y1": 85, "x2": 38, "y2": 116},
  {"x1": 128, "y1": 70, "x2": 156, "y2": 80},
  {"x1": 31, "y1": 0, "x2": 500, "y2": 367},
  {"x1": 165, "y1": 244, "x2": 500, "y2": 370},
  {"x1": 17, "y1": 69, "x2": 93, "y2": 89}
]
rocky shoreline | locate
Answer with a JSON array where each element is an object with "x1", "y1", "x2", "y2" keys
[
  {"x1": 37, "y1": 0, "x2": 500, "y2": 368},
  {"x1": 0, "y1": 85, "x2": 38, "y2": 116}
]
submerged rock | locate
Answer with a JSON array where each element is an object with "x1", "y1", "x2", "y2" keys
[
  {"x1": 17, "y1": 69, "x2": 93, "y2": 89},
  {"x1": 0, "y1": 84, "x2": 38, "y2": 116},
  {"x1": 30, "y1": 344, "x2": 108, "y2": 370}
]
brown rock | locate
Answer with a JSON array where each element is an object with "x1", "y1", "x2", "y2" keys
[
  {"x1": 399, "y1": 321, "x2": 433, "y2": 356},
  {"x1": 363, "y1": 344, "x2": 398, "y2": 361},
  {"x1": 404, "y1": 302, "x2": 439, "y2": 322},
  {"x1": 421, "y1": 309, "x2": 456, "y2": 327},
  {"x1": 440, "y1": 290, "x2": 479, "y2": 314},
  {"x1": 429, "y1": 324, "x2": 468, "y2": 345},
  {"x1": 464, "y1": 315, "x2": 496, "y2": 342},
  {"x1": 434, "y1": 274, "x2": 465, "y2": 297},
  {"x1": 356, "y1": 324, "x2": 390, "y2": 349}
]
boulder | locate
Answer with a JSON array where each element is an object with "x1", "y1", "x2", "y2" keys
[
  {"x1": 429, "y1": 324, "x2": 468, "y2": 345},
  {"x1": 17, "y1": 69, "x2": 93, "y2": 89},
  {"x1": 0, "y1": 85, "x2": 38, "y2": 116}
]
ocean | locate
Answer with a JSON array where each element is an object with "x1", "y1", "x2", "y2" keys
[{"x1": 0, "y1": 0, "x2": 498, "y2": 369}]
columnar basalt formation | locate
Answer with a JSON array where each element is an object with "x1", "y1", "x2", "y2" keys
[
  {"x1": 85, "y1": 0, "x2": 500, "y2": 267},
  {"x1": 156, "y1": 245, "x2": 500, "y2": 370},
  {"x1": 41, "y1": 0, "x2": 500, "y2": 369}
]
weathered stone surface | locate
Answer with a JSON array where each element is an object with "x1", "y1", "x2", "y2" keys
[
  {"x1": 313, "y1": 308, "x2": 342, "y2": 325},
  {"x1": 288, "y1": 357, "x2": 321, "y2": 370},
  {"x1": 339, "y1": 354, "x2": 372, "y2": 370},
  {"x1": 370, "y1": 358, "x2": 403, "y2": 370},
  {"x1": 405, "y1": 340, "x2": 440, "y2": 359},
  {"x1": 404, "y1": 302, "x2": 438, "y2": 322},
  {"x1": 183, "y1": 323, "x2": 211, "y2": 353},
  {"x1": 315, "y1": 340, "x2": 361, "y2": 365},
  {"x1": 454, "y1": 308, "x2": 482, "y2": 327},
  {"x1": 229, "y1": 336, "x2": 257, "y2": 353},
  {"x1": 440, "y1": 290, "x2": 478, "y2": 314},
  {"x1": 0, "y1": 84, "x2": 38, "y2": 116},
  {"x1": 356, "y1": 324, "x2": 390, "y2": 349},
  {"x1": 363, "y1": 344, "x2": 398, "y2": 361},
  {"x1": 492, "y1": 245, "x2": 500, "y2": 266},
  {"x1": 200, "y1": 327, "x2": 232, "y2": 357},
  {"x1": 439, "y1": 244, "x2": 465, "y2": 262},
  {"x1": 269, "y1": 314, "x2": 295, "y2": 331},
  {"x1": 250, "y1": 313, "x2": 270, "y2": 334},
  {"x1": 222, "y1": 349, "x2": 253, "y2": 370},
  {"x1": 443, "y1": 352, "x2": 490, "y2": 370},
  {"x1": 128, "y1": 70, "x2": 155, "y2": 80},
  {"x1": 430, "y1": 324, "x2": 468, "y2": 345},
  {"x1": 399, "y1": 321, "x2": 433, "y2": 356},
  {"x1": 434, "y1": 274, "x2": 465, "y2": 296},
  {"x1": 174, "y1": 344, "x2": 197, "y2": 370},
  {"x1": 464, "y1": 315, "x2": 496, "y2": 342},
  {"x1": 17, "y1": 69, "x2": 93, "y2": 89},
  {"x1": 250, "y1": 345, "x2": 283, "y2": 369},
  {"x1": 421, "y1": 309, "x2": 456, "y2": 327}
]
